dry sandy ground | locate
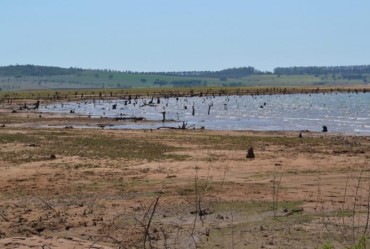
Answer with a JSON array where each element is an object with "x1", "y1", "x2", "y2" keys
[{"x1": 0, "y1": 105, "x2": 370, "y2": 248}]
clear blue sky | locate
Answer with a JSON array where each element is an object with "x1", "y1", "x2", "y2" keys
[{"x1": 1, "y1": 0, "x2": 370, "y2": 72}]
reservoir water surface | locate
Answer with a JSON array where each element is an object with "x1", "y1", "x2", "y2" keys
[{"x1": 40, "y1": 92, "x2": 370, "y2": 135}]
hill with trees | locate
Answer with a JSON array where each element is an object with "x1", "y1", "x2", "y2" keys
[{"x1": 0, "y1": 65, "x2": 83, "y2": 77}]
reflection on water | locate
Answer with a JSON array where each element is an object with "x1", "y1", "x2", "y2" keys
[{"x1": 40, "y1": 92, "x2": 370, "y2": 135}]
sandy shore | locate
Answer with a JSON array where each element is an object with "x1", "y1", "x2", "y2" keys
[{"x1": 0, "y1": 106, "x2": 369, "y2": 248}]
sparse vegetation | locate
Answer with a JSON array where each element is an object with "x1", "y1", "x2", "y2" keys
[{"x1": 0, "y1": 98, "x2": 370, "y2": 248}]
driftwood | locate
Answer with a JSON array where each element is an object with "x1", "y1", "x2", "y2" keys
[
  {"x1": 190, "y1": 208, "x2": 214, "y2": 216},
  {"x1": 157, "y1": 126, "x2": 177, "y2": 130},
  {"x1": 114, "y1": 117, "x2": 145, "y2": 121},
  {"x1": 25, "y1": 144, "x2": 41, "y2": 147},
  {"x1": 157, "y1": 122, "x2": 199, "y2": 130},
  {"x1": 140, "y1": 103, "x2": 157, "y2": 107},
  {"x1": 283, "y1": 207, "x2": 304, "y2": 216}
]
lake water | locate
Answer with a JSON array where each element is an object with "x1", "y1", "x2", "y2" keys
[{"x1": 40, "y1": 92, "x2": 370, "y2": 135}]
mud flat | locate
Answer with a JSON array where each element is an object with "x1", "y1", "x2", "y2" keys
[{"x1": 0, "y1": 103, "x2": 370, "y2": 248}]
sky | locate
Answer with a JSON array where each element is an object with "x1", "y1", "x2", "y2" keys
[{"x1": 1, "y1": 0, "x2": 370, "y2": 72}]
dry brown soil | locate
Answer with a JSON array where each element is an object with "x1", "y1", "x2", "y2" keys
[{"x1": 0, "y1": 104, "x2": 370, "y2": 249}]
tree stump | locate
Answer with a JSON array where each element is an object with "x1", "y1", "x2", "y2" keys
[
  {"x1": 34, "y1": 100, "x2": 40, "y2": 109},
  {"x1": 246, "y1": 147, "x2": 255, "y2": 159}
]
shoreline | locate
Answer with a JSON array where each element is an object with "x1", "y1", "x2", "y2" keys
[
  {"x1": 1, "y1": 106, "x2": 369, "y2": 137},
  {"x1": 2, "y1": 90, "x2": 369, "y2": 136},
  {"x1": 2, "y1": 108, "x2": 369, "y2": 137},
  {"x1": 1, "y1": 85, "x2": 369, "y2": 105}
]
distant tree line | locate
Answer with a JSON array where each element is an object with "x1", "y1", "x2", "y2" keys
[
  {"x1": 274, "y1": 65, "x2": 370, "y2": 75},
  {"x1": 153, "y1": 79, "x2": 207, "y2": 87},
  {"x1": 2, "y1": 64, "x2": 370, "y2": 80},
  {"x1": 0, "y1": 65, "x2": 83, "y2": 77},
  {"x1": 0, "y1": 65, "x2": 261, "y2": 79},
  {"x1": 143, "y1": 67, "x2": 260, "y2": 78}
]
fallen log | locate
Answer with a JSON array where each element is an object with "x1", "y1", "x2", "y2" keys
[{"x1": 114, "y1": 117, "x2": 145, "y2": 121}]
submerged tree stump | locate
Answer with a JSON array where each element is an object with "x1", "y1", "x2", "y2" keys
[{"x1": 161, "y1": 111, "x2": 166, "y2": 122}]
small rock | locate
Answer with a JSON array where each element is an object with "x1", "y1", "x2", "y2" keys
[
  {"x1": 35, "y1": 227, "x2": 45, "y2": 233},
  {"x1": 50, "y1": 154, "x2": 56, "y2": 160}
]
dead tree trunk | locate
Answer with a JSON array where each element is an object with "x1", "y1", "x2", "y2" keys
[{"x1": 208, "y1": 103, "x2": 213, "y2": 115}]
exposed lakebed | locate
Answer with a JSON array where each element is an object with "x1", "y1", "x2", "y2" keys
[{"x1": 40, "y1": 92, "x2": 370, "y2": 135}]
